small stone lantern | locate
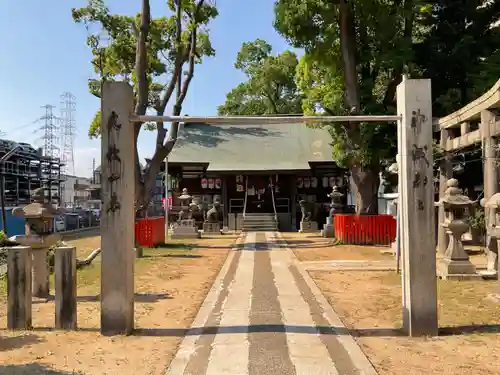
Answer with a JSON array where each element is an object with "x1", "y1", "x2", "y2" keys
[
  {"x1": 11, "y1": 188, "x2": 63, "y2": 298},
  {"x1": 480, "y1": 193, "x2": 500, "y2": 278},
  {"x1": 172, "y1": 188, "x2": 201, "y2": 239},
  {"x1": 322, "y1": 186, "x2": 344, "y2": 238},
  {"x1": 436, "y1": 179, "x2": 478, "y2": 279}
]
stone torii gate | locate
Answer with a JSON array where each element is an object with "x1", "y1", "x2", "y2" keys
[{"x1": 100, "y1": 77, "x2": 438, "y2": 337}]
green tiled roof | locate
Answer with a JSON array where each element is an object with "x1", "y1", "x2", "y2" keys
[{"x1": 168, "y1": 123, "x2": 335, "y2": 171}]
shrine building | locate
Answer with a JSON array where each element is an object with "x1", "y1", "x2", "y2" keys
[{"x1": 166, "y1": 122, "x2": 353, "y2": 231}]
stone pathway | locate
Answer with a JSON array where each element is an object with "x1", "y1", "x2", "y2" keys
[{"x1": 165, "y1": 231, "x2": 377, "y2": 375}]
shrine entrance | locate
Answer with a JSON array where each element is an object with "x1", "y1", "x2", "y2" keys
[
  {"x1": 100, "y1": 77, "x2": 438, "y2": 338},
  {"x1": 244, "y1": 175, "x2": 275, "y2": 214}
]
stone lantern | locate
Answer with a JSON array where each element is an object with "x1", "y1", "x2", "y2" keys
[
  {"x1": 322, "y1": 186, "x2": 344, "y2": 238},
  {"x1": 10, "y1": 188, "x2": 64, "y2": 298},
  {"x1": 480, "y1": 193, "x2": 500, "y2": 278},
  {"x1": 172, "y1": 188, "x2": 201, "y2": 239},
  {"x1": 436, "y1": 179, "x2": 478, "y2": 279}
]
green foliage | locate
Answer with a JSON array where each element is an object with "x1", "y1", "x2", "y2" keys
[
  {"x1": 414, "y1": 0, "x2": 500, "y2": 116},
  {"x1": 218, "y1": 39, "x2": 303, "y2": 115},
  {"x1": 274, "y1": 0, "x2": 416, "y2": 169},
  {"x1": 469, "y1": 208, "x2": 485, "y2": 231},
  {"x1": 73, "y1": 0, "x2": 217, "y2": 138}
]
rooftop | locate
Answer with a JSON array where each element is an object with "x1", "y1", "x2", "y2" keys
[{"x1": 168, "y1": 122, "x2": 336, "y2": 172}]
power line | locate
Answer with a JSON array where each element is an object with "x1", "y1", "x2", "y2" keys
[
  {"x1": 37, "y1": 105, "x2": 60, "y2": 159},
  {"x1": 59, "y1": 92, "x2": 76, "y2": 175}
]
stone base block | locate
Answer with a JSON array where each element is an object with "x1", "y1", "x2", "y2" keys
[
  {"x1": 178, "y1": 219, "x2": 196, "y2": 227},
  {"x1": 171, "y1": 226, "x2": 201, "y2": 239},
  {"x1": 437, "y1": 258, "x2": 481, "y2": 280},
  {"x1": 299, "y1": 221, "x2": 318, "y2": 233},
  {"x1": 322, "y1": 224, "x2": 334, "y2": 238},
  {"x1": 203, "y1": 222, "x2": 221, "y2": 233}
]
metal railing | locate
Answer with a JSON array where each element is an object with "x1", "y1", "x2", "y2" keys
[{"x1": 269, "y1": 176, "x2": 277, "y2": 221}]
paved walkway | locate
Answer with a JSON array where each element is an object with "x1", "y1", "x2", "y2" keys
[{"x1": 165, "y1": 232, "x2": 377, "y2": 375}]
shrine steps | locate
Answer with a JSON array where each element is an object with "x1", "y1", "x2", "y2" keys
[{"x1": 241, "y1": 213, "x2": 278, "y2": 232}]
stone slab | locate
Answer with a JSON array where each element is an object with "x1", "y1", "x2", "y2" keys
[
  {"x1": 203, "y1": 222, "x2": 221, "y2": 233},
  {"x1": 299, "y1": 221, "x2": 318, "y2": 233}
]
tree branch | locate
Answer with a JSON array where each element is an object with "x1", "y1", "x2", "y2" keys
[{"x1": 134, "y1": 0, "x2": 151, "y2": 115}]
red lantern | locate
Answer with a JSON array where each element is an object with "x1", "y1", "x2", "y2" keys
[
  {"x1": 201, "y1": 178, "x2": 208, "y2": 189},
  {"x1": 215, "y1": 178, "x2": 221, "y2": 189},
  {"x1": 208, "y1": 179, "x2": 214, "y2": 189}
]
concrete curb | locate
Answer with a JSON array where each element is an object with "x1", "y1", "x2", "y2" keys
[{"x1": 274, "y1": 232, "x2": 379, "y2": 375}]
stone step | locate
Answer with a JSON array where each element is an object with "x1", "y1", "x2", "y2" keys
[
  {"x1": 241, "y1": 213, "x2": 276, "y2": 217},
  {"x1": 241, "y1": 226, "x2": 278, "y2": 231}
]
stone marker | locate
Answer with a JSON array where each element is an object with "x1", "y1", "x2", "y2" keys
[
  {"x1": 397, "y1": 77, "x2": 438, "y2": 337},
  {"x1": 55, "y1": 246, "x2": 77, "y2": 330},
  {"x1": 100, "y1": 81, "x2": 136, "y2": 335},
  {"x1": 7, "y1": 246, "x2": 32, "y2": 330}
]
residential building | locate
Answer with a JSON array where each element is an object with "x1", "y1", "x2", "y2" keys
[{"x1": 60, "y1": 175, "x2": 92, "y2": 208}]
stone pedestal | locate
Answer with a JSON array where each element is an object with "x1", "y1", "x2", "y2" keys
[
  {"x1": 203, "y1": 222, "x2": 220, "y2": 233},
  {"x1": 7, "y1": 246, "x2": 32, "y2": 330},
  {"x1": 437, "y1": 258, "x2": 478, "y2": 280},
  {"x1": 322, "y1": 217, "x2": 334, "y2": 238},
  {"x1": 172, "y1": 219, "x2": 201, "y2": 239},
  {"x1": 55, "y1": 246, "x2": 77, "y2": 330},
  {"x1": 299, "y1": 221, "x2": 317, "y2": 233},
  {"x1": 10, "y1": 234, "x2": 59, "y2": 299}
]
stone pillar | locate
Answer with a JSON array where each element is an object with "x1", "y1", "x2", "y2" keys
[
  {"x1": 291, "y1": 175, "x2": 297, "y2": 231},
  {"x1": 32, "y1": 249, "x2": 49, "y2": 298},
  {"x1": 396, "y1": 77, "x2": 438, "y2": 337},
  {"x1": 7, "y1": 246, "x2": 32, "y2": 330},
  {"x1": 482, "y1": 110, "x2": 498, "y2": 225},
  {"x1": 438, "y1": 129, "x2": 453, "y2": 254},
  {"x1": 55, "y1": 246, "x2": 77, "y2": 330},
  {"x1": 100, "y1": 81, "x2": 136, "y2": 335}
]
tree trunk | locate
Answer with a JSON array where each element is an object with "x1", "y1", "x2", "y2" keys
[{"x1": 350, "y1": 165, "x2": 379, "y2": 215}]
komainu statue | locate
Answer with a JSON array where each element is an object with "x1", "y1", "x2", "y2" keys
[
  {"x1": 299, "y1": 200, "x2": 315, "y2": 222},
  {"x1": 205, "y1": 201, "x2": 222, "y2": 223}
]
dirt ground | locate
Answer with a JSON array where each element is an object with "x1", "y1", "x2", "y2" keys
[
  {"x1": 281, "y1": 232, "x2": 393, "y2": 262},
  {"x1": 0, "y1": 235, "x2": 238, "y2": 375},
  {"x1": 311, "y1": 270, "x2": 500, "y2": 375}
]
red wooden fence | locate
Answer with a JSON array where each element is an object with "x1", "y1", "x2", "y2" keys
[
  {"x1": 333, "y1": 214, "x2": 396, "y2": 245},
  {"x1": 135, "y1": 217, "x2": 165, "y2": 247}
]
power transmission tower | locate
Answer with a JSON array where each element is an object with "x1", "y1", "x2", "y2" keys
[
  {"x1": 38, "y1": 105, "x2": 60, "y2": 159},
  {"x1": 60, "y1": 92, "x2": 76, "y2": 176}
]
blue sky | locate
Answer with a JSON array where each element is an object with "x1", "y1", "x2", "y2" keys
[{"x1": 0, "y1": 0, "x2": 296, "y2": 177}]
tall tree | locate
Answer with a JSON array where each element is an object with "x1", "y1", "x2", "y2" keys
[
  {"x1": 218, "y1": 39, "x2": 303, "y2": 115},
  {"x1": 275, "y1": 0, "x2": 416, "y2": 213},
  {"x1": 72, "y1": 0, "x2": 217, "y2": 212}
]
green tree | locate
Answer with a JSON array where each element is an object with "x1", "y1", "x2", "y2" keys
[
  {"x1": 72, "y1": 0, "x2": 217, "y2": 212},
  {"x1": 275, "y1": 0, "x2": 417, "y2": 214},
  {"x1": 414, "y1": 0, "x2": 500, "y2": 116},
  {"x1": 218, "y1": 39, "x2": 303, "y2": 115}
]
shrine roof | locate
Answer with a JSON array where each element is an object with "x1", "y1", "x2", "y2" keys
[{"x1": 168, "y1": 123, "x2": 335, "y2": 171}]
